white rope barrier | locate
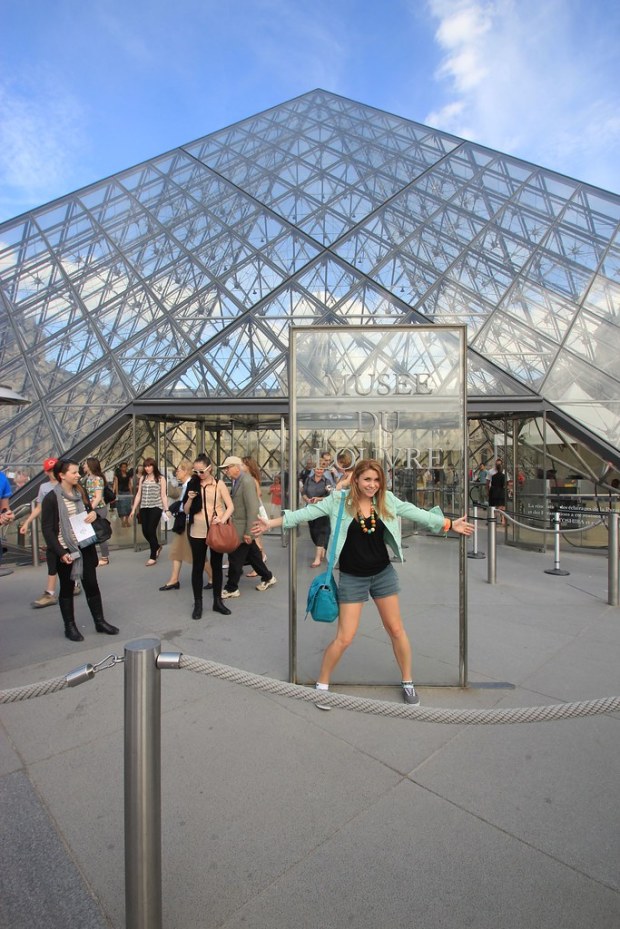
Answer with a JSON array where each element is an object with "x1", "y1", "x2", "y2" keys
[
  {"x1": 178, "y1": 655, "x2": 620, "y2": 725},
  {"x1": 0, "y1": 654, "x2": 122, "y2": 703},
  {"x1": 0, "y1": 675, "x2": 69, "y2": 703},
  {"x1": 3, "y1": 652, "x2": 619, "y2": 725}
]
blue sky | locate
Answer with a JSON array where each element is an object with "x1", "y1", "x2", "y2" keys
[{"x1": 1, "y1": 0, "x2": 619, "y2": 223}]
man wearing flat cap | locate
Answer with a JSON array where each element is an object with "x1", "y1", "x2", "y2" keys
[{"x1": 219, "y1": 456, "x2": 276, "y2": 599}]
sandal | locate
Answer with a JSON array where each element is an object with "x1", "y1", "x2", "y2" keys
[
  {"x1": 145, "y1": 559, "x2": 157, "y2": 566},
  {"x1": 311, "y1": 560, "x2": 321, "y2": 568},
  {"x1": 98, "y1": 557, "x2": 109, "y2": 566},
  {"x1": 246, "y1": 570, "x2": 258, "y2": 578}
]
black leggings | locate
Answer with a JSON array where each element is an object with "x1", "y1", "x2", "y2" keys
[
  {"x1": 140, "y1": 507, "x2": 162, "y2": 559},
  {"x1": 188, "y1": 535, "x2": 223, "y2": 600},
  {"x1": 56, "y1": 544, "x2": 100, "y2": 599}
]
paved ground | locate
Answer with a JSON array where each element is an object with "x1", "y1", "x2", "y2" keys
[{"x1": 1, "y1": 531, "x2": 619, "y2": 929}]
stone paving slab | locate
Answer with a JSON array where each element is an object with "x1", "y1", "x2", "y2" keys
[{"x1": 0, "y1": 537, "x2": 619, "y2": 928}]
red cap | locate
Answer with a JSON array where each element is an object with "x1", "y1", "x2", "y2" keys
[{"x1": 42, "y1": 457, "x2": 58, "y2": 473}]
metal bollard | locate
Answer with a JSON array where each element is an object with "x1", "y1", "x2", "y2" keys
[
  {"x1": 124, "y1": 638, "x2": 163, "y2": 929},
  {"x1": 487, "y1": 507, "x2": 496, "y2": 584},
  {"x1": 544, "y1": 511, "x2": 570, "y2": 576},
  {"x1": 467, "y1": 505, "x2": 485, "y2": 559},
  {"x1": 609, "y1": 511, "x2": 619, "y2": 606}
]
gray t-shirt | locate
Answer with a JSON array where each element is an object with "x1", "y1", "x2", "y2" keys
[{"x1": 36, "y1": 481, "x2": 56, "y2": 504}]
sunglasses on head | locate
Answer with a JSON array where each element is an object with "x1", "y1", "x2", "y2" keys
[{"x1": 193, "y1": 468, "x2": 209, "y2": 474}]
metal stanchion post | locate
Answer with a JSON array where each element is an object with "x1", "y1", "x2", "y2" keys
[
  {"x1": 467, "y1": 504, "x2": 485, "y2": 559},
  {"x1": 487, "y1": 507, "x2": 496, "y2": 585},
  {"x1": 544, "y1": 511, "x2": 570, "y2": 576},
  {"x1": 124, "y1": 638, "x2": 162, "y2": 929},
  {"x1": 31, "y1": 502, "x2": 40, "y2": 568},
  {"x1": 609, "y1": 510, "x2": 619, "y2": 607}
]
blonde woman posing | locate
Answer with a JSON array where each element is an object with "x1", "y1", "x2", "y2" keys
[{"x1": 254, "y1": 459, "x2": 473, "y2": 706}]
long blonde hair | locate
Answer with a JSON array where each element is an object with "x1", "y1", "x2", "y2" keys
[{"x1": 346, "y1": 459, "x2": 392, "y2": 520}]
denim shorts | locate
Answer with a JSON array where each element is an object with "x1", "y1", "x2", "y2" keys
[{"x1": 338, "y1": 563, "x2": 400, "y2": 603}]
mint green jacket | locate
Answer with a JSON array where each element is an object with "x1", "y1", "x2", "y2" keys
[{"x1": 282, "y1": 490, "x2": 447, "y2": 564}]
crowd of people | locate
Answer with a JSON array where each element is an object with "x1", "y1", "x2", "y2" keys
[{"x1": 2, "y1": 449, "x2": 478, "y2": 704}]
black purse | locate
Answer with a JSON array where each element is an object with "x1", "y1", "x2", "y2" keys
[
  {"x1": 103, "y1": 482, "x2": 116, "y2": 506},
  {"x1": 92, "y1": 514, "x2": 113, "y2": 544}
]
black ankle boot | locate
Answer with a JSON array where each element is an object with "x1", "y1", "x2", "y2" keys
[
  {"x1": 59, "y1": 597, "x2": 84, "y2": 642},
  {"x1": 213, "y1": 596, "x2": 231, "y2": 615},
  {"x1": 192, "y1": 599, "x2": 203, "y2": 620},
  {"x1": 86, "y1": 594, "x2": 119, "y2": 635}
]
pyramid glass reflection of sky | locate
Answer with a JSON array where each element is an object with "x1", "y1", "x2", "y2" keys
[{"x1": 0, "y1": 89, "x2": 619, "y2": 469}]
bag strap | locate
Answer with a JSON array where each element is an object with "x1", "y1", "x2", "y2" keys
[
  {"x1": 324, "y1": 493, "x2": 346, "y2": 583},
  {"x1": 212, "y1": 479, "x2": 220, "y2": 521}
]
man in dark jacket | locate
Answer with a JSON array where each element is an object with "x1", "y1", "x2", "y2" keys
[{"x1": 220, "y1": 456, "x2": 276, "y2": 599}]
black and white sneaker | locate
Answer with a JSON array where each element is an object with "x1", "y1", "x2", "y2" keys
[{"x1": 402, "y1": 683, "x2": 420, "y2": 705}]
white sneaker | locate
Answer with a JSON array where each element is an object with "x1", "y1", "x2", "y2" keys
[
  {"x1": 221, "y1": 589, "x2": 240, "y2": 599},
  {"x1": 314, "y1": 682, "x2": 331, "y2": 711},
  {"x1": 255, "y1": 575, "x2": 277, "y2": 591}
]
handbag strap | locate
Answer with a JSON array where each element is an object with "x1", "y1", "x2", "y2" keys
[
  {"x1": 324, "y1": 493, "x2": 346, "y2": 583},
  {"x1": 212, "y1": 479, "x2": 220, "y2": 521}
]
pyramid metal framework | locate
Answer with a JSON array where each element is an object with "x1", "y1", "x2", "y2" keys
[{"x1": 1, "y1": 88, "x2": 619, "y2": 471}]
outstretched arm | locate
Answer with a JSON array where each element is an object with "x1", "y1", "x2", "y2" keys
[
  {"x1": 253, "y1": 514, "x2": 283, "y2": 535},
  {"x1": 447, "y1": 515, "x2": 474, "y2": 536}
]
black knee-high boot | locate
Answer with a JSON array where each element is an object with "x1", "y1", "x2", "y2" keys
[
  {"x1": 59, "y1": 597, "x2": 84, "y2": 642},
  {"x1": 87, "y1": 594, "x2": 119, "y2": 635}
]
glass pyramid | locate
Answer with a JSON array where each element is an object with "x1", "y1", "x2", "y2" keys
[{"x1": 1, "y1": 88, "x2": 619, "y2": 473}]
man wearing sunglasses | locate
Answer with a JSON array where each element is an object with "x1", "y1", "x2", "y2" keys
[{"x1": 219, "y1": 456, "x2": 276, "y2": 599}]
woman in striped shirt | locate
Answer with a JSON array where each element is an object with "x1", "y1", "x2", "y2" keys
[{"x1": 129, "y1": 457, "x2": 170, "y2": 565}]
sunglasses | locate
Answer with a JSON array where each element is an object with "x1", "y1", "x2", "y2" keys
[{"x1": 193, "y1": 468, "x2": 210, "y2": 474}]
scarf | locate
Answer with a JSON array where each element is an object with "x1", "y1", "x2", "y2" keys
[{"x1": 53, "y1": 483, "x2": 87, "y2": 580}]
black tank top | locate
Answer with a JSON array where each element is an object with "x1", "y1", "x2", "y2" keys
[{"x1": 338, "y1": 517, "x2": 390, "y2": 577}]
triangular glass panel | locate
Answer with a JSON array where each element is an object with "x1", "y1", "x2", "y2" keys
[
  {"x1": 0, "y1": 403, "x2": 58, "y2": 469},
  {"x1": 473, "y1": 309, "x2": 558, "y2": 388}
]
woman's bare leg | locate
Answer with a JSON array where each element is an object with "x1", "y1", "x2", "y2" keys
[
  {"x1": 374, "y1": 594, "x2": 412, "y2": 681},
  {"x1": 163, "y1": 559, "x2": 182, "y2": 586},
  {"x1": 316, "y1": 602, "x2": 363, "y2": 684}
]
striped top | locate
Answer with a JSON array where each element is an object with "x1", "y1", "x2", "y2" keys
[
  {"x1": 58, "y1": 497, "x2": 79, "y2": 549},
  {"x1": 140, "y1": 478, "x2": 163, "y2": 509}
]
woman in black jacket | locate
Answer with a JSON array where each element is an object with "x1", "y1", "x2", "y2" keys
[{"x1": 41, "y1": 459, "x2": 118, "y2": 641}]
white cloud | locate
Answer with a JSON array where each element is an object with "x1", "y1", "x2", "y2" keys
[
  {"x1": 424, "y1": 0, "x2": 620, "y2": 192},
  {"x1": 0, "y1": 79, "x2": 88, "y2": 216}
]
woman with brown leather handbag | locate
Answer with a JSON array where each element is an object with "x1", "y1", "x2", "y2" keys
[{"x1": 183, "y1": 454, "x2": 234, "y2": 620}]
